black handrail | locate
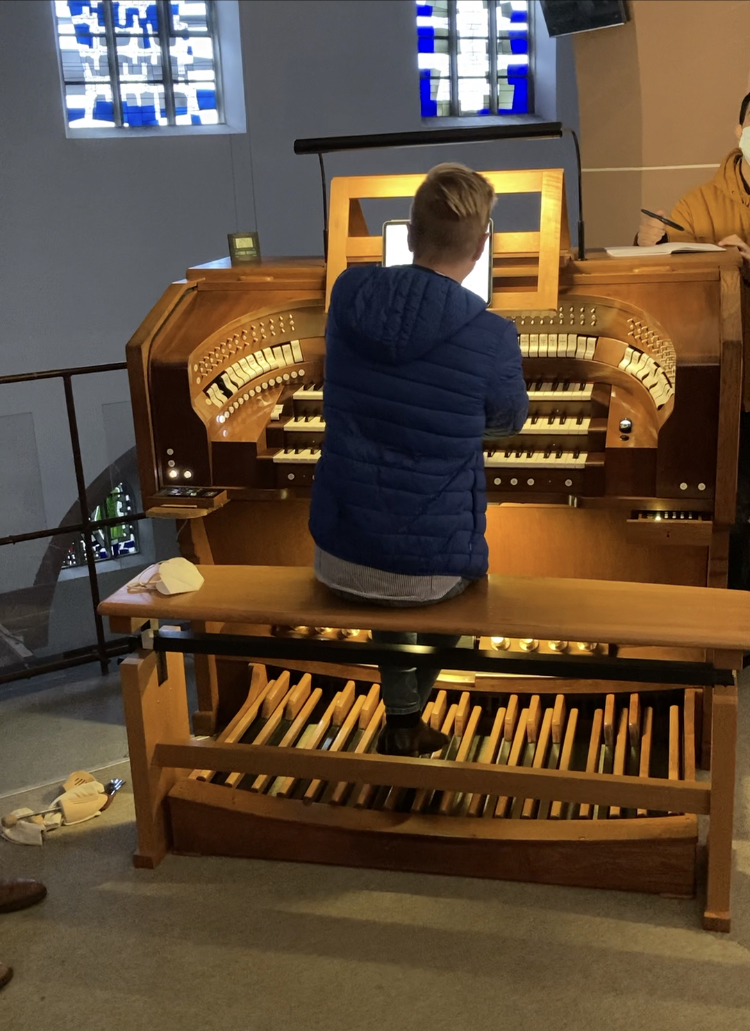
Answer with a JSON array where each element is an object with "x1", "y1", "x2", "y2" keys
[{"x1": 0, "y1": 361, "x2": 144, "y2": 683}]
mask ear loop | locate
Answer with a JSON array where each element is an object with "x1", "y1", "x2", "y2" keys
[{"x1": 126, "y1": 563, "x2": 162, "y2": 593}]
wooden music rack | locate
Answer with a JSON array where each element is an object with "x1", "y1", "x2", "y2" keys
[{"x1": 325, "y1": 169, "x2": 570, "y2": 312}]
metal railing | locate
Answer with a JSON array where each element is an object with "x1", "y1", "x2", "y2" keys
[{"x1": 0, "y1": 362, "x2": 146, "y2": 684}]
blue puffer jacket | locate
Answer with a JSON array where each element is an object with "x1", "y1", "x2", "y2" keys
[{"x1": 309, "y1": 264, "x2": 528, "y2": 578}]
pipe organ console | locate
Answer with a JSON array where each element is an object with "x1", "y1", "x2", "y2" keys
[{"x1": 124, "y1": 170, "x2": 744, "y2": 912}]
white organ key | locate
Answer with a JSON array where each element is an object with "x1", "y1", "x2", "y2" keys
[
  {"x1": 547, "y1": 333, "x2": 558, "y2": 356},
  {"x1": 238, "y1": 357, "x2": 256, "y2": 381},
  {"x1": 575, "y1": 335, "x2": 587, "y2": 359},
  {"x1": 290, "y1": 340, "x2": 304, "y2": 363},
  {"x1": 272, "y1": 448, "x2": 320, "y2": 464},
  {"x1": 538, "y1": 333, "x2": 548, "y2": 357},
  {"x1": 484, "y1": 450, "x2": 587, "y2": 470},
  {"x1": 220, "y1": 373, "x2": 238, "y2": 396},
  {"x1": 224, "y1": 366, "x2": 244, "y2": 389},
  {"x1": 282, "y1": 343, "x2": 294, "y2": 365},
  {"x1": 566, "y1": 335, "x2": 577, "y2": 358},
  {"x1": 285, "y1": 416, "x2": 326, "y2": 432},
  {"x1": 229, "y1": 363, "x2": 249, "y2": 386},
  {"x1": 519, "y1": 333, "x2": 530, "y2": 356},
  {"x1": 585, "y1": 336, "x2": 597, "y2": 360},
  {"x1": 521, "y1": 416, "x2": 590, "y2": 435},
  {"x1": 272, "y1": 346, "x2": 286, "y2": 367},
  {"x1": 529, "y1": 334, "x2": 539, "y2": 357},
  {"x1": 205, "y1": 386, "x2": 224, "y2": 408},
  {"x1": 526, "y1": 381, "x2": 593, "y2": 401},
  {"x1": 255, "y1": 350, "x2": 272, "y2": 373},
  {"x1": 556, "y1": 333, "x2": 566, "y2": 355},
  {"x1": 271, "y1": 404, "x2": 285, "y2": 420},
  {"x1": 293, "y1": 383, "x2": 324, "y2": 400}
]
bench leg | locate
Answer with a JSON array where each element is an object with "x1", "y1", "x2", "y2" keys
[
  {"x1": 703, "y1": 681, "x2": 738, "y2": 932},
  {"x1": 120, "y1": 649, "x2": 191, "y2": 869}
]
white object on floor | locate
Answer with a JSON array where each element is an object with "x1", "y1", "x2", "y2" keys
[{"x1": 1, "y1": 807, "x2": 61, "y2": 846}]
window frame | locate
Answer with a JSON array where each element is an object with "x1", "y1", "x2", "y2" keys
[{"x1": 52, "y1": 0, "x2": 246, "y2": 138}]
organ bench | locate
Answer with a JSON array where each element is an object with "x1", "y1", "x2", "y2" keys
[{"x1": 100, "y1": 566, "x2": 750, "y2": 932}]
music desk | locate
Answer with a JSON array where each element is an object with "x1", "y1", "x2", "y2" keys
[{"x1": 100, "y1": 567, "x2": 750, "y2": 932}]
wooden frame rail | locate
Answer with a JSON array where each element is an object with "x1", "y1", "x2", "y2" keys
[{"x1": 325, "y1": 169, "x2": 569, "y2": 312}]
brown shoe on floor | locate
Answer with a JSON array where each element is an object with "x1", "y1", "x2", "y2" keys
[
  {"x1": 0, "y1": 964, "x2": 12, "y2": 991},
  {"x1": 377, "y1": 721, "x2": 450, "y2": 757},
  {"x1": 0, "y1": 879, "x2": 47, "y2": 914}
]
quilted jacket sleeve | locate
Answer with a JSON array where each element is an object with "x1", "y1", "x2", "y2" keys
[{"x1": 483, "y1": 319, "x2": 528, "y2": 437}]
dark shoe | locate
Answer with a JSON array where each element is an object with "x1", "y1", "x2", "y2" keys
[
  {"x1": 0, "y1": 964, "x2": 12, "y2": 990},
  {"x1": 377, "y1": 721, "x2": 450, "y2": 757},
  {"x1": 0, "y1": 880, "x2": 47, "y2": 914}
]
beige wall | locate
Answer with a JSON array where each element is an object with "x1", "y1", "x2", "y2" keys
[{"x1": 574, "y1": 0, "x2": 750, "y2": 247}]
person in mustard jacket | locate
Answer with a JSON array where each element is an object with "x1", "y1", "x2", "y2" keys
[
  {"x1": 638, "y1": 91, "x2": 750, "y2": 591},
  {"x1": 637, "y1": 91, "x2": 750, "y2": 269}
]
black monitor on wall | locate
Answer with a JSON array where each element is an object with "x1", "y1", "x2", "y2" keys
[{"x1": 539, "y1": 0, "x2": 628, "y2": 37}]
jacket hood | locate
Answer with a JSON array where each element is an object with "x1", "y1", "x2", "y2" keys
[
  {"x1": 330, "y1": 264, "x2": 488, "y2": 365},
  {"x1": 711, "y1": 149, "x2": 750, "y2": 208}
]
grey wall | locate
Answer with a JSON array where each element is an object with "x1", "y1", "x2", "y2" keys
[{"x1": 0, "y1": 0, "x2": 578, "y2": 613}]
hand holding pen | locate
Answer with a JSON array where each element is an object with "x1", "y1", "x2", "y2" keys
[{"x1": 637, "y1": 209, "x2": 686, "y2": 247}]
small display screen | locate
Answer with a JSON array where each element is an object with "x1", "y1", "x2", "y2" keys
[{"x1": 382, "y1": 220, "x2": 493, "y2": 305}]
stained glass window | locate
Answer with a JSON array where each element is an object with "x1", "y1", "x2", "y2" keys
[
  {"x1": 417, "y1": 0, "x2": 531, "y2": 117},
  {"x1": 63, "y1": 484, "x2": 140, "y2": 567},
  {"x1": 53, "y1": 1, "x2": 222, "y2": 129}
]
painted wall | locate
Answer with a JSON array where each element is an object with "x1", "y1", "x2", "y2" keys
[
  {"x1": 574, "y1": 0, "x2": 750, "y2": 247},
  {"x1": 0, "y1": 0, "x2": 577, "y2": 658}
]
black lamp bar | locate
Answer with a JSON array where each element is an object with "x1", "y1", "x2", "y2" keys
[{"x1": 294, "y1": 123, "x2": 563, "y2": 154}]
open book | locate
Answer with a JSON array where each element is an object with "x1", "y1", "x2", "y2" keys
[{"x1": 605, "y1": 242, "x2": 725, "y2": 258}]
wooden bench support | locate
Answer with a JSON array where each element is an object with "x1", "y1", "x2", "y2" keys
[
  {"x1": 703, "y1": 681, "x2": 738, "y2": 932},
  {"x1": 120, "y1": 649, "x2": 191, "y2": 868}
]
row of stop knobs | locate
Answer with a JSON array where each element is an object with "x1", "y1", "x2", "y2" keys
[{"x1": 490, "y1": 637, "x2": 600, "y2": 653}]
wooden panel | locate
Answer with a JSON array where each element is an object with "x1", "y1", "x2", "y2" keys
[
  {"x1": 119, "y1": 649, "x2": 191, "y2": 868},
  {"x1": 100, "y1": 564, "x2": 750, "y2": 653},
  {"x1": 168, "y1": 780, "x2": 698, "y2": 897},
  {"x1": 154, "y1": 739, "x2": 712, "y2": 814},
  {"x1": 704, "y1": 682, "x2": 738, "y2": 932},
  {"x1": 326, "y1": 169, "x2": 564, "y2": 311}
]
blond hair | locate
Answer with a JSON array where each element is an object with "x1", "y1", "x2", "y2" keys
[{"x1": 410, "y1": 163, "x2": 495, "y2": 261}]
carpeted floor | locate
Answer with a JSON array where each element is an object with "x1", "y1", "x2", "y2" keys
[{"x1": 1, "y1": 664, "x2": 750, "y2": 1030}]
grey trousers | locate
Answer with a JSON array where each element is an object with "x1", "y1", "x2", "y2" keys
[{"x1": 328, "y1": 578, "x2": 472, "y2": 716}]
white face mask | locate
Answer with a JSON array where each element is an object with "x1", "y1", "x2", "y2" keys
[{"x1": 740, "y1": 126, "x2": 750, "y2": 163}]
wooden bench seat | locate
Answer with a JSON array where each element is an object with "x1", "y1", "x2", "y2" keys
[{"x1": 99, "y1": 566, "x2": 750, "y2": 932}]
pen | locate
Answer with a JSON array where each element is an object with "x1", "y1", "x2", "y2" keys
[{"x1": 640, "y1": 209, "x2": 686, "y2": 233}]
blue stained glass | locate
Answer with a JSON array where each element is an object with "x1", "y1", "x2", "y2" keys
[
  {"x1": 510, "y1": 34, "x2": 527, "y2": 54},
  {"x1": 123, "y1": 101, "x2": 158, "y2": 125},
  {"x1": 74, "y1": 24, "x2": 94, "y2": 47},
  {"x1": 418, "y1": 30, "x2": 435, "y2": 53},
  {"x1": 56, "y1": 0, "x2": 222, "y2": 128},
  {"x1": 510, "y1": 9, "x2": 526, "y2": 21},
  {"x1": 510, "y1": 78, "x2": 528, "y2": 113},
  {"x1": 416, "y1": 3, "x2": 433, "y2": 13},
  {"x1": 93, "y1": 98, "x2": 114, "y2": 120},
  {"x1": 419, "y1": 70, "x2": 438, "y2": 117}
]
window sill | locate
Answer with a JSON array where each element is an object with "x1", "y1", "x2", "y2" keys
[
  {"x1": 64, "y1": 121, "x2": 246, "y2": 140},
  {"x1": 420, "y1": 114, "x2": 549, "y2": 130},
  {"x1": 59, "y1": 553, "x2": 143, "y2": 581}
]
